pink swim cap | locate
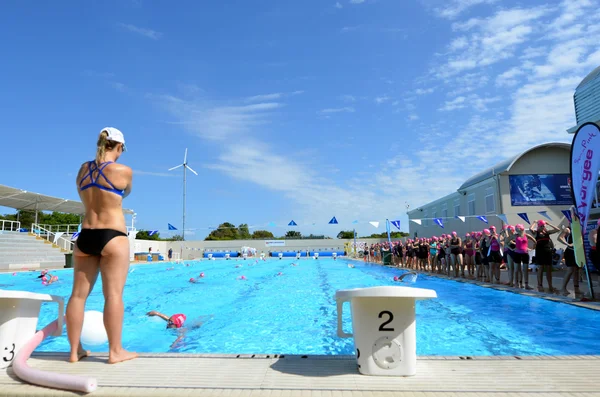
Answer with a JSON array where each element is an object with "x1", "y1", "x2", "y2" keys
[
  {"x1": 169, "y1": 313, "x2": 186, "y2": 328},
  {"x1": 516, "y1": 224, "x2": 524, "y2": 230},
  {"x1": 189, "y1": 277, "x2": 196, "y2": 282},
  {"x1": 483, "y1": 229, "x2": 491, "y2": 235},
  {"x1": 466, "y1": 233, "x2": 471, "y2": 237},
  {"x1": 538, "y1": 220, "x2": 546, "y2": 227},
  {"x1": 452, "y1": 231, "x2": 457, "y2": 236},
  {"x1": 490, "y1": 225, "x2": 496, "y2": 230},
  {"x1": 393, "y1": 276, "x2": 399, "y2": 281},
  {"x1": 507, "y1": 225, "x2": 515, "y2": 231}
]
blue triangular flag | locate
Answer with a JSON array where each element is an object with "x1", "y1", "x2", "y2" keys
[
  {"x1": 168, "y1": 223, "x2": 177, "y2": 230},
  {"x1": 288, "y1": 220, "x2": 297, "y2": 226},
  {"x1": 352, "y1": 220, "x2": 359, "y2": 224},
  {"x1": 329, "y1": 216, "x2": 338, "y2": 224},
  {"x1": 517, "y1": 213, "x2": 530, "y2": 225},
  {"x1": 538, "y1": 211, "x2": 552, "y2": 221},
  {"x1": 562, "y1": 210, "x2": 573, "y2": 223},
  {"x1": 71, "y1": 232, "x2": 80, "y2": 240},
  {"x1": 434, "y1": 218, "x2": 444, "y2": 228},
  {"x1": 148, "y1": 230, "x2": 158, "y2": 236},
  {"x1": 390, "y1": 220, "x2": 401, "y2": 230},
  {"x1": 268, "y1": 222, "x2": 276, "y2": 227},
  {"x1": 477, "y1": 216, "x2": 488, "y2": 224}
]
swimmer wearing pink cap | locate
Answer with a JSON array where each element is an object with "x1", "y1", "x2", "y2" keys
[
  {"x1": 531, "y1": 218, "x2": 561, "y2": 293},
  {"x1": 146, "y1": 310, "x2": 187, "y2": 329}
]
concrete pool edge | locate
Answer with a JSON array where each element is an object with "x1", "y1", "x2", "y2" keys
[{"x1": 2, "y1": 353, "x2": 600, "y2": 397}]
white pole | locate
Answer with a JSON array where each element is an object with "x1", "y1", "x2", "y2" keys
[{"x1": 183, "y1": 164, "x2": 186, "y2": 241}]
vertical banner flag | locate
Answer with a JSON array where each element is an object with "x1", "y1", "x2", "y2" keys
[
  {"x1": 570, "y1": 122, "x2": 600, "y2": 300},
  {"x1": 538, "y1": 211, "x2": 552, "y2": 221},
  {"x1": 517, "y1": 213, "x2": 530, "y2": 224},
  {"x1": 561, "y1": 209, "x2": 573, "y2": 223},
  {"x1": 168, "y1": 223, "x2": 177, "y2": 230},
  {"x1": 477, "y1": 216, "x2": 488, "y2": 224},
  {"x1": 288, "y1": 220, "x2": 297, "y2": 226},
  {"x1": 329, "y1": 216, "x2": 339, "y2": 224},
  {"x1": 571, "y1": 122, "x2": 600, "y2": 230},
  {"x1": 390, "y1": 220, "x2": 401, "y2": 230},
  {"x1": 434, "y1": 218, "x2": 444, "y2": 228},
  {"x1": 385, "y1": 219, "x2": 392, "y2": 247},
  {"x1": 496, "y1": 214, "x2": 508, "y2": 224}
]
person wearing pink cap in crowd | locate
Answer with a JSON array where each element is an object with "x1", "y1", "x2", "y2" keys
[
  {"x1": 479, "y1": 229, "x2": 492, "y2": 282},
  {"x1": 486, "y1": 226, "x2": 503, "y2": 284},
  {"x1": 429, "y1": 237, "x2": 439, "y2": 273},
  {"x1": 558, "y1": 224, "x2": 582, "y2": 297},
  {"x1": 462, "y1": 233, "x2": 476, "y2": 278},
  {"x1": 473, "y1": 232, "x2": 485, "y2": 280},
  {"x1": 530, "y1": 219, "x2": 560, "y2": 293},
  {"x1": 449, "y1": 231, "x2": 463, "y2": 278},
  {"x1": 511, "y1": 224, "x2": 536, "y2": 290},
  {"x1": 501, "y1": 225, "x2": 517, "y2": 286}
]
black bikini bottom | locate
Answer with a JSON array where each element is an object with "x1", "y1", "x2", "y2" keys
[{"x1": 76, "y1": 228, "x2": 128, "y2": 256}]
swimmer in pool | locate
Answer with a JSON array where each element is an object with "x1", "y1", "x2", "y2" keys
[{"x1": 146, "y1": 310, "x2": 212, "y2": 348}]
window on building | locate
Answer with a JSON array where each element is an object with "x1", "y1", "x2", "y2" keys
[
  {"x1": 468, "y1": 194, "x2": 475, "y2": 215},
  {"x1": 423, "y1": 211, "x2": 428, "y2": 227},
  {"x1": 485, "y1": 187, "x2": 495, "y2": 213},
  {"x1": 441, "y1": 203, "x2": 448, "y2": 219},
  {"x1": 454, "y1": 199, "x2": 460, "y2": 217},
  {"x1": 432, "y1": 210, "x2": 437, "y2": 222}
]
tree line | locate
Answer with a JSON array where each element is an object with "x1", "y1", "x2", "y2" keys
[
  {"x1": 135, "y1": 222, "x2": 409, "y2": 241},
  {"x1": 0, "y1": 210, "x2": 80, "y2": 230}
]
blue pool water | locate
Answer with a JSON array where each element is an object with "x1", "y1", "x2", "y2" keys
[{"x1": 1, "y1": 258, "x2": 599, "y2": 356}]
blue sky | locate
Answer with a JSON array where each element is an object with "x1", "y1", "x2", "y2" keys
[{"x1": 1, "y1": 0, "x2": 599, "y2": 238}]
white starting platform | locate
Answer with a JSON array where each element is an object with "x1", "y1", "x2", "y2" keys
[
  {"x1": 336, "y1": 286, "x2": 437, "y2": 376},
  {"x1": 0, "y1": 290, "x2": 64, "y2": 369}
]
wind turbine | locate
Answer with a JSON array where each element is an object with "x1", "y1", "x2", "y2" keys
[{"x1": 168, "y1": 148, "x2": 198, "y2": 241}]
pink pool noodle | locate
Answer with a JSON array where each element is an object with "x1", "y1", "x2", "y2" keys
[{"x1": 12, "y1": 319, "x2": 98, "y2": 393}]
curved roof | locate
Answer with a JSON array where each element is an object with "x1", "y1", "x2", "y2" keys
[
  {"x1": 458, "y1": 142, "x2": 571, "y2": 191},
  {"x1": 0, "y1": 184, "x2": 134, "y2": 215},
  {"x1": 577, "y1": 65, "x2": 600, "y2": 90}
]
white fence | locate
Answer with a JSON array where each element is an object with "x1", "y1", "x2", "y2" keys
[
  {"x1": 0, "y1": 220, "x2": 20, "y2": 232},
  {"x1": 31, "y1": 223, "x2": 74, "y2": 252}
]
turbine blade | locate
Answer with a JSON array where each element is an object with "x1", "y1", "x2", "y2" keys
[
  {"x1": 186, "y1": 165, "x2": 198, "y2": 175},
  {"x1": 168, "y1": 164, "x2": 184, "y2": 171},
  {"x1": 184, "y1": 148, "x2": 188, "y2": 164}
]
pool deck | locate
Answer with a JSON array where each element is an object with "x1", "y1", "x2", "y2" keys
[{"x1": 2, "y1": 353, "x2": 600, "y2": 397}]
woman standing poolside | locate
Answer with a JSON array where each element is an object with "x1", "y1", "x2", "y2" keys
[
  {"x1": 530, "y1": 220, "x2": 560, "y2": 293},
  {"x1": 66, "y1": 127, "x2": 137, "y2": 364},
  {"x1": 558, "y1": 226, "x2": 581, "y2": 297}
]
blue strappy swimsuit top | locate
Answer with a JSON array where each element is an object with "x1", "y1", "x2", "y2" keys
[{"x1": 79, "y1": 161, "x2": 125, "y2": 196}]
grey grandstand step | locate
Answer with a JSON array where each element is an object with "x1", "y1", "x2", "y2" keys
[
  {"x1": 0, "y1": 261, "x2": 65, "y2": 271},
  {"x1": 0, "y1": 240, "x2": 56, "y2": 247},
  {"x1": 0, "y1": 255, "x2": 66, "y2": 264}
]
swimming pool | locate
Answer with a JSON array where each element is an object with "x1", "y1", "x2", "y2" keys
[{"x1": 1, "y1": 258, "x2": 599, "y2": 356}]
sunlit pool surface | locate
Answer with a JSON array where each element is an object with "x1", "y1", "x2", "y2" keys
[{"x1": 1, "y1": 258, "x2": 599, "y2": 356}]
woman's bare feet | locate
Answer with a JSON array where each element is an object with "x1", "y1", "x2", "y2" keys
[
  {"x1": 69, "y1": 343, "x2": 90, "y2": 363},
  {"x1": 108, "y1": 349, "x2": 138, "y2": 364}
]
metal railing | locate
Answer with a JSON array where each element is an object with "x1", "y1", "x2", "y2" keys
[
  {"x1": 31, "y1": 223, "x2": 74, "y2": 252},
  {"x1": 36, "y1": 224, "x2": 80, "y2": 234},
  {"x1": 0, "y1": 220, "x2": 21, "y2": 232}
]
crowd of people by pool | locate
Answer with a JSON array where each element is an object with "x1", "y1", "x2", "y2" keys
[{"x1": 361, "y1": 219, "x2": 598, "y2": 297}]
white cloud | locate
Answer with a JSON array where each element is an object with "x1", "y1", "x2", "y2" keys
[
  {"x1": 408, "y1": 114, "x2": 419, "y2": 121},
  {"x1": 118, "y1": 23, "x2": 162, "y2": 40},
  {"x1": 439, "y1": 96, "x2": 466, "y2": 111},
  {"x1": 339, "y1": 95, "x2": 356, "y2": 102},
  {"x1": 349, "y1": 0, "x2": 365, "y2": 3},
  {"x1": 134, "y1": 170, "x2": 178, "y2": 178},
  {"x1": 415, "y1": 88, "x2": 435, "y2": 95},
  {"x1": 335, "y1": 2, "x2": 343, "y2": 8},
  {"x1": 495, "y1": 67, "x2": 524, "y2": 87},
  {"x1": 151, "y1": 94, "x2": 283, "y2": 141},
  {"x1": 435, "y1": 0, "x2": 497, "y2": 20},
  {"x1": 245, "y1": 93, "x2": 283, "y2": 102},
  {"x1": 111, "y1": 82, "x2": 127, "y2": 92},
  {"x1": 318, "y1": 107, "x2": 355, "y2": 114},
  {"x1": 375, "y1": 96, "x2": 391, "y2": 104}
]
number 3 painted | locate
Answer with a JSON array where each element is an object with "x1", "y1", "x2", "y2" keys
[
  {"x1": 378, "y1": 311, "x2": 394, "y2": 331},
  {"x1": 3, "y1": 343, "x2": 15, "y2": 362}
]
